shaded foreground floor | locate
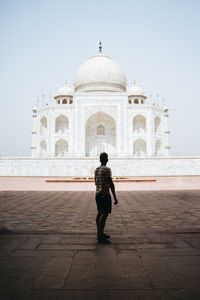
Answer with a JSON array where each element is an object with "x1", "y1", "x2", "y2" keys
[{"x1": 0, "y1": 190, "x2": 200, "y2": 300}]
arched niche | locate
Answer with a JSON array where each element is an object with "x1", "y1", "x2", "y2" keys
[
  {"x1": 85, "y1": 111, "x2": 116, "y2": 157},
  {"x1": 133, "y1": 115, "x2": 146, "y2": 133},
  {"x1": 55, "y1": 139, "x2": 68, "y2": 157},
  {"x1": 55, "y1": 115, "x2": 69, "y2": 134},
  {"x1": 154, "y1": 116, "x2": 161, "y2": 133},
  {"x1": 40, "y1": 116, "x2": 47, "y2": 135},
  {"x1": 133, "y1": 139, "x2": 147, "y2": 157},
  {"x1": 155, "y1": 139, "x2": 161, "y2": 156},
  {"x1": 97, "y1": 125, "x2": 105, "y2": 135},
  {"x1": 40, "y1": 140, "x2": 47, "y2": 157}
]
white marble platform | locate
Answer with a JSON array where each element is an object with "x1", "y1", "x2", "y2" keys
[{"x1": 0, "y1": 156, "x2": 200, "y2": 176}]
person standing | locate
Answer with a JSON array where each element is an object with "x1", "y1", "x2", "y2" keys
[{"x1": 95, "y1": 152, "x2": 118, "y2": 244}]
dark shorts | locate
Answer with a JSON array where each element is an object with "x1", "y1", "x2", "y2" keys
[{"x1": 96, "y1": 193, "x2": 112, "y2": 214}]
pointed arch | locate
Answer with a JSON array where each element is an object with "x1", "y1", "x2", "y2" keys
[
  {"x1": 55, "y1": 115, "x2": 69, "y2": 134},
  {"x1": 133, "y1": 115, "x2": 146, "y2": 133},
  {"x1": 40, "y1": 116, "x2": 47, "y2": 134},
  {"x1": 97, "y1": 124, "x2": 105, "y2": 135},
  {"x1": 134, "y1": 99, "x2": 139, "y2": 104},
  {"x1": 155, "y1": 139, "x2": 161, "y2": 156},
  {"x1": 40, "y1": 140, "x2": 47, "y2": 157},
  {"x1": 55, "y1": 139, "x2": 68, "y2": 157},
  {"x1": 154, "y1": 116, "x2": 161, "y2": 133},
  {"x1": 85, "y1": 111, "x2": 116, "y2": 157},
  {"x1": 133, "y1": 139, "x2": 147, "y2": 157}
]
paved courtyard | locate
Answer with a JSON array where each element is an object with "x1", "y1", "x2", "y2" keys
[{"x1": 0, "y1": 182, "x2": 200, "y2": 299}]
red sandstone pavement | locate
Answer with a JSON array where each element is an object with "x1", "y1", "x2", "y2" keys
[
  {"x1": 0, "y1": 178, "x2": 200, "y2": 299},
  {"x1": 0, "y1": 175, "x2": 200, "y2": 191}
]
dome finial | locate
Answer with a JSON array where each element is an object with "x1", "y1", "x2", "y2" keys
[
  {"x1": 134, "y1": 80, "x2": 136, "y2": 85},
  {"x1": 99, "y1": 40, "x2": 102, "y2": 53},
  {"x1": 65, "y1": 80, "x2": 67, "y2": 86}
]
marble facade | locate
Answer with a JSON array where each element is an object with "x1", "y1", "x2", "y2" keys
[{"x1": 1, "y1": 45, "x2": 199, "y2": 177}]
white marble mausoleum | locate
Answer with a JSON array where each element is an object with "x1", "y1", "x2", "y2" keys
[
  {"x1": 31, "y1": 44, "x2": 170, "y2": 159},
  {"x1": 1, "y1": 44, "x2": 200, "y2": 176}
]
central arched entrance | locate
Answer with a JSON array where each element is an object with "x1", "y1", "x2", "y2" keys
[{"x1": 85, "y1": 112, "x2": 116, "y2": 157}]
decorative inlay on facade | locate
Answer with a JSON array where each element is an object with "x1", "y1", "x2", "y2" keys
[{"x1": 85, "y1": 106, "x2": 117, "y2": 120}]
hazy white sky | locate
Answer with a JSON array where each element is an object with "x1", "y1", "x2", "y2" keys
[{"x1": 0, "y1": 0, "x2": 200, "y2": 156}]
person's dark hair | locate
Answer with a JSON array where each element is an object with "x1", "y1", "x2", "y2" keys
[{"x1": 100, "y1": 152, "x2": 108, "y2": 164}]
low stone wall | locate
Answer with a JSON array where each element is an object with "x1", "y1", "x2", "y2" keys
[{"x1": 0, "y1": 157, "x2": 200, "y2": 176}]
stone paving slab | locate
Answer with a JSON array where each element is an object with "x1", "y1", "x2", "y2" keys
[
  {"x1": 0, "y1": 190, "x2": 200, "y2": 299},
  {"x1": 1, "y1": 190, "x2": 200, "y2": 233}
]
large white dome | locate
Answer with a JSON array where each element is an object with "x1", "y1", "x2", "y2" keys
[{"x1": 73, "y1": 52, "x2": 127, "y2": 92}]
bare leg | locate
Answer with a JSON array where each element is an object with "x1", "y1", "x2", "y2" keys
[
  {"x1": 98, "y1": 213, "x2": 108, "y2": 238},
  {"x1": 96, "y1": 212, "x2": 102, "y2": 237}
]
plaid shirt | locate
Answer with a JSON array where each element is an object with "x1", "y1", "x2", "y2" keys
[{"x1": 95, "y1": 165, "x2": 112, "y2": 195}]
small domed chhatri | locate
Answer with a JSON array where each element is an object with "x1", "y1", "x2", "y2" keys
[
  {"x1": 54, "y1": 81, "x2": 73, "y2": 105},
  {"x1": 56, "y1": 81, "x2": 73, "y2": 96},
  {"x1": 128, "y1": 81, "x2": 147, "y2": 105},
  {"x1": 128, "y1": 81, "x2": 144, "y2": 96},
  {"x1": 73, "y1": 42, "x2": 127, "y2": 92},
  {"x1": 31, "y1": 42, "x2": 170, "y2": 171}
]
